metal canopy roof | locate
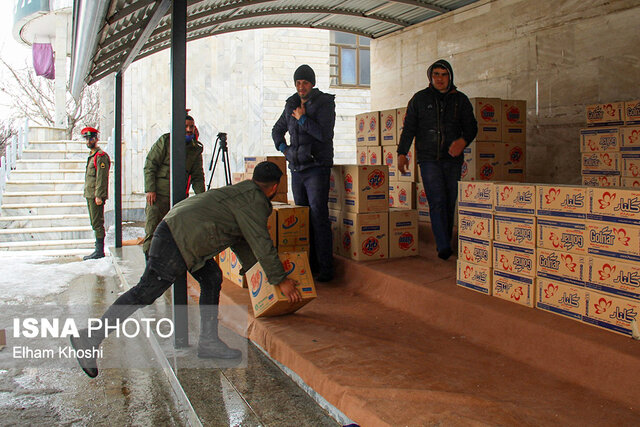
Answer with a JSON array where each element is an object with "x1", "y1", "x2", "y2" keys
[{"x1": 71, "y1": 0, "x2": 479, "y2": 95}]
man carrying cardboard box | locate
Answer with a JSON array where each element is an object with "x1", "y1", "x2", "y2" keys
[
  {"x1": 397, "y1": 59, "x2": 478, "y2": 260},
  {"x1": 70, "y1": 162, "x2": 301, "y2": 378}
]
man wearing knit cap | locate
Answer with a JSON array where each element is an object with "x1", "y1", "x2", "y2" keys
[
  {"x1": 272, "y1": 64, "x2": 336, "y2": 282},
  {"x1": 397, "y1": 59, "x2": 477, "y2": 260}
]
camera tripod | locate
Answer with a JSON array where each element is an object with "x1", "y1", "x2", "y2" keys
[{"x1": 207, "y1": 132, "x2": 232, "y2": 190}]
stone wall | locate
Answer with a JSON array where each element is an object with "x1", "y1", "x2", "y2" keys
[{"x1": 370, "y1": 0, "x2": 640, "y2": 184}]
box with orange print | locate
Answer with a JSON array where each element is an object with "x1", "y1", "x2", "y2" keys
[
  {"x1": 501, "y1": 100, "x2": 526, "y2": 144},
  {"x1": 357, "y1": 146, "x2": 368, "y2": 165},
  {"x1": 536, "y1": 184, "x2": 588, "y2": 220},
  {"x1": 456, "y1": 260, "x2": 492, "y2": 295},
  {"x1": 583, "y1": 290, "x2": 640, "y2": 338},
  {"x1": 398, "y1": 144, "x2": 417, "y2": 182},
  {"x1": 342, "y1": 165, "x2": 389, "y2": 213},
  {"x1": 388, "y1": 208, "x2": 419, "y2": 258},
  {"x1": 470, "y1": 98, "x2": 501, "y2": 142},
  {"x1": 340, "y1": 211, "x2": 388, "y2": 261},
  {"x1": 368, "y1": 146, "x2": 382, "y2": 166},
  {"x1": 587, "y1": 187, "x2": 640, "y2": 226},
  {"x1": 581, "y1": 171, "x2": 621, "y2": 187},
  {"x1": 493, "y1": 213, "x2": 536, "y2": 248},
  {"x1": 458, "y1": 209, "x2": 493, "y2": 240},
  {"x1": 536, "y1": 248, "x2": 587, "y2": 284},
  {"x1": 586, "y1": 102, "x2": 625, "y2": 127},
  {"x1": 380, "y1": 109, "x2": 397, "y2": 146},
  {"x1": 624, "y1": 101, "x2": 640, "y2": 125},
  {"x1": 383, "y1": 147, "x2": 398, "y2": 181},
  {"x1": 223, "y1": 248, "x2": 247, "y2": 288},
  {"x1": 586, "y1": 220, "x2": 640, "y2": 263},
  {"x1": 620, "y1": 125, "x2": 640, "y2": 150},
  {"x1": 246, "y1": 251, "x2": 317, "y2": 318},
  {"x1": 586, "y1": 255, "x2": 640, "y2": 302},
  {"x1": 537, "y1": 218, "x2": 588, "y2": 256},
  {"x1": 355, "y1": 113, "x2": 367, "y2": 146},
  {"x1": 579, "y1": 127, "x2": 621, "y2": 152},
  {"x1": 458, "y1": 181, "x2": 494, "y2": 211},
  {"x1": 492, "y1": 241, "x2": 536, "y2": 278},
  {"x1": 622, "y1": 152, "x2": 640, "y2": 178},
  {"x1": 393, "y1": 181, "x2": 415, "y2": 209},
  {"x1": 494, "y1": 182, "x2": 535, "y2": 215},
  {"x1": 501, "y1": 141, "x2": 526, "y2": 182},
  {"x1": 536, "y1": 277, "x2": 586, "y2": 322},
  {"x1": 581, "y1": 152, "x2": 622, "y2": 172},
  {"x1": 458, "y1": 235, "x2": 492, "y2": 267},
  {"x1": 272, "y1": 204, "x2": 309, "y2": 248},
  {"x1": 415, "y1": 182, "x2": 430, "y2": 223},
  {"x1": 492, "y1": 271, "x2": 535, "y2": 308},
  {"x1": 328, "y1": 165, "x2": 343, "y2": 211},
  {"x1": 461, "y1": 142, "x2": 502, "y2": 182}
]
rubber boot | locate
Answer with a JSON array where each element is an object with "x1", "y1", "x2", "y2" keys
[
  {"x1": 197, "y1": 309, "x2": 242, "y2": 359},
  {"x1": 83, "y1": 238, "x2": 105, "y2": 260}
]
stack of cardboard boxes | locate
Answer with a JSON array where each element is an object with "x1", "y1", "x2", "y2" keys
[
  {"x1": 462, "y1": 98, "x2": 527, "y2": 182},
  {"x1": 581, "y1": 100, "x2": 640, "y2": 187}
]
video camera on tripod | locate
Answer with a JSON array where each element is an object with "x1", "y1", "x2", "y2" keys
[{"x1": 207, "y1": 132, "x2": 232, "y2": 190}]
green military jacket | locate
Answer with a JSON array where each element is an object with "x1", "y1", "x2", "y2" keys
[
  {"x1": 164, "y1": 180, "x2": 287, "y2": 284},
  {"x1": 144, "y1": 133, "x2": 206, "y2": 197},
  {"x1": 84, "y1": 148, "x2": 110, "y2": 199}
]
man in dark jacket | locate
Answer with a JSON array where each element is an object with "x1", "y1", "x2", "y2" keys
[
  {"x1": 143, "y1": 114, "x2": 206, "y2": 257},
  {"x1": 272, "y1": 64, "x2": 336, "y2": 282},
  {"x1": 71, "y1": 162, "x2": 302, "y2": 378},
  {"x1": 398, "y1": 59, "x2": 478, "y2": 260}
]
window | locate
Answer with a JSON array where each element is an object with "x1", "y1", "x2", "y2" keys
[{"x1": 330, "y1": 31, "x2": 370, "y2": 87}]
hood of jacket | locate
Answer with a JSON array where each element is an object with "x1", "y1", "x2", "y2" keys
[{"x1": 427, "y1": 59, "x2": 457, "y2": 93}]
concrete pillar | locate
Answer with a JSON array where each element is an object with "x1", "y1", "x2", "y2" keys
[{"x1": 54, "y1": 13, "x2": 68, "y2": 129}]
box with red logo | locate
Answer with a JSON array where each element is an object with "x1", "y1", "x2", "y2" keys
[
  {"x1": 342, "y1": 165, "x2": 389, "y2": 213},
  {"x1": 456, "y1": 260, "x2": 492, "y2": 295},
  {"x1": 580, "y1": 127, "x2": 621, "y2": 152},
  {"x1": 396, "y1": 107, "x2": 407, "y2": 139},
  {"x1": 536, "y1": 248, "x2": 586, "y2": 285},
  {"x1": 388, "y1": 184, "x2": 397, "y2": 208},
  {"x1": 380, "y1": 109, "x2": 397, "y2": 146},
  {"x1": 458, "y1": 181, "x2": 494, "y2": 211},
  {"x1": 232, "y1": 172, "x2": 245, "y2": 185},
  {"x1": 622, "y1": 152, "x2": 640, "y2": 178},
  {"x1": 587, "y1": 187, "x2": 640, "y2": 226},
  {"x1": 225, "y1": 248, "x2": 247, "y2": 288},
  {"x1": 587, "y1": 255, "x2": 640, "y2": 301},
  {"x1": 394, "y1": 182, "x2": 415, "y2": 209},
  {"x1": 620, "y1": 126, "x2": 640, "y2": 150},
  {"x1": 388, "y1": 208, "x2": 419, "y2": 258},
  {"x1": 217, "y1": 248, "x2": 230, "y2": 277},
  {"x1": 494, "y1": 182, "x2": 536, "y2": 215},
  {"x1": 458, "y1": 209, "x2": 493, "y2": 240},
  {"x1": 471, "y1": 98, "x2": 501, "y2": 142},
  {"x1": 581, "y1": 152, "x2": 622, "y2": 172},
  {"x1": 244, "y1": 156, "x2": 287, "y2": 194},
  {"x1": 416, "y1": 182, "x2": 430, "y2": 222},
  {"x1": 368, "y1": 146, "x2": 382, "y2": 166},
  {"x1": 501, "y1": 141, "x2": 526, "y2": 182},
  {"x1": 246, "y1": 251, "x2": 316, "y2": 318},
  {"x1": 622, "y1": 177, "x2": 640, "y2": 187},
  {"x1": 357, "y1": 146, "x2": 368, "y2": 165},
  {"x1": 493, "y1": 213, "x2": 536, "y2": 248},
  {"x1": 458, "y1": 235, "x2": 491, "y2": 267},
  {"x1": 581, "y1": 171, "x2": 621, "y2": 187},
  {"x1": 272, "y1": 204, "x2": 309, "y2": 248},
  {"x1": 398, "y1": 144, "x2": 417, "y2": 182},
  {"x1": 501, "y1": 100, "x2": 526, "y2": 143},
  {"x1": 328, "y1": 209, "x2": 342, "y2": 255},
  {"x1": 492, "y1": 241, "x2": 536, "y2": 278},
  {"x1": 625, "y1": 101, "x2": 640, "y2": 125},
  {"x1": 365, "y1": 111, "x2": 381, "y2": 146},
  {"x1": 536, "y1": 185, "x2": 588, "y2": 219},
  {"x1": 383, "y1": 147, "x2": 398, "y2": 181},
  {"x1": 492, "y1": 271, "x2": 535, "y2": 308},
  {"x1": 536, "y1": 277, "x2": 586, "y2": 322},
  {"x1": 583, "y1": 290, "x2": 640, "y2": 338},
  {"x1": 586, "y1": 220, "x2": 640, "y2": 263},
  {"x1": 341, "y1": 211, "x2": 388, "y2": 261},
  {"x1": 586, "y1": 102, "x2": 625, "y2": 127},
  {"x1": 328, "y1": 165, "x2": 343, "y2": 211},
  {"x1": 356, "y1": 113, "x2": 367, "y2": 146},
  {"x1": 461, "y1": 142, "x2": 502, "y2": 181},
  {"x1": 537, "y1": 218, "x2": 588, "y2": 255}
]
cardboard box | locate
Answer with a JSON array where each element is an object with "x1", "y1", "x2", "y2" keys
[
  {"x1": 493, "y1": 213, "x2": 536, "y2": 248},
  {"x1": 583, "y1": 290, "x2": 640, "y2": 338},
  {"x1": 458, "y1": 209, "x2": 493, "y2": 240},
  {"x1": 244, "y1": 156, "x2": 287, "y2": 193},
  {"x1": 494, "y1": 182, "x2": 536, "y2": 215},
  {"x1": 458, "y1": 235, "x2": 492, "y2": 267},
  {"x1": 622, "y1": 177, "x2": 640, "y2": 187},
  {"x1": 493, "y1": 271, "x2": 535, "y2": 308},
  {"x1": 368, "y1": 146, "x2": 382, "y2": 166},
  {"x1": 586, "y1": 255, "x2": 640, "y2": 301},
  {"x1": 456, "y1": 260, "x2": 492, "y2": 295},
  {"x1": 232, "y1": 172, "x2": 245, "y2": 184},
  {"x1": 357, "y1": 146, "x2": 368, "y2": 165},
  {"x1": 341, "y1": 211, "x2": 388, "y2": 260},
  {"x1": 328, "y1": 209, "x2": 342, "y2": 255},
  {"x1": 581, "y1": 152, "x2": 622, "y2": 172},
  {"x1": 501, "y1": 141, "x2": 526, "y2": 182},
  {"x1": 218, "y1": 248, "x2": 230, "y2": 277},
  {"x1": 388, "y1": 184, "x2": 398, "y2": 208},
  {"x1": 586, "y1": 102, "x2": 625, "y2": 127},
  {"x1": 536, "y1": 185, "x2": 588, "y2": 219},
  {"x1": 271, "y1": 193, "x2": 288, "y2": 203},
  {"x1": 395, "y1": 181, "x2": 415, "y2": 209},
  {"x1": 342, "y1": 165, "x2": 389, "y2": 213},
  {"x1": 620, "y1": 125, "x2": 640, "y2": 150},
  {"x1": 458, "y1": 181, "x2": 494, "y2": 211},
  {"x1": 383, "y1": 147, "x2": 398, "y2": 181},
  {"x1": 501, "y1": 100, "x2": 526, "y2": 143},
  {"x1": 471, "y1": 98, "x2": 502, "y2": 142},
  {"x1": 461, "y1": 142, "x2": 501, "y2": 181},
  {"x1": 356, "y1": 113, "x2": 367, "y2": 146},
  {"x1": 396, "y1": 107, "x2": 407, "y2": 139},
  {"x1": 247, "y1": 251, "x2": 316, "y2": 318},
  {"x1": 536, "y1": 277, "x2": 586, "y2": 322},
  {"x1": 582, "y1": 171, "x2": 621, "y2": 187},
  {"x1": 328, "y1": 165, "x2": 343, "y2": 211},
  {"x1": 388, "y1": 208, "x2": 419, "y2": 258},
  {"x1": 226, "y1": 249, "x2": 247, "y2": 288},
  {"x1": 587, "y1": 187, "x2": 640, "y2": 226},
  {"x1": 493, "y1": 241, "x2": 536, "y2": 278},
  {"x1": 398, "y1": 144, "x2": 417, "y2": 182},
  {"x1": 380, "y1": 109, "x2": 397, "y2": 146},
  {"x1": 580, "y1": 127, "x2": 621, "y2": 152},
  {"x1": 622, "y1": 152, "x2": 640, "y2": 178},
  {"x1": 536, "y1": 248, "x2": 586, "y2": 285},
  {"x1": 624, "y1": 100, "x2": 640, "y2": 125},
  {"x1": 416, "y1": 182, "x2": 430, "y2": 222},
  {"x1": 277, "y1": 244, "x2": 309, "y2": 254},
  {"x1": 366, "y1": 111, "x2": 381, "y2": 146},
  {"x1": 537, "y1": 218, "x2": 588, "y2": 255},
  {"x1": 586, "y1": 220, "x2": 640, "y2": 263},
  {"x1": 273, "y1": 204, "x2": 309, "y2": 248}
]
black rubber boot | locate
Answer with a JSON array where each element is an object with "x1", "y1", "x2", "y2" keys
[
  {"x1": 197, "y1": 309, "x2": 242, "y2": 359},
  {"x1": 83, "y1": 238, "x2": 105, "y2": 260},
  {"x1": 69, "y1": 328, "x2": 101, "y2": 378}
]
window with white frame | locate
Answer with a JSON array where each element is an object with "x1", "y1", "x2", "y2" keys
[{"x1": 330, "y1": 31, "x2": 370, "y2": 87}]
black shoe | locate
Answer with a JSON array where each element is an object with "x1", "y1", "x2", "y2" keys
[
  {"x1": 314, "y1": 273, "x2": 333, "y2": 283},
  {"x1": 437, "y1": 248, "x2": 453, "y2": 260},
  {"x1": 197, "y1": 338, "x2": 242, "y2": 359},
  {"x1": 70, "y1": 330, "x2": 99, "y2": 378}
]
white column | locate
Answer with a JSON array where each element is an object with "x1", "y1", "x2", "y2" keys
[{"x1": 54, "y1": 13, "x2": 68, "y2": 129}]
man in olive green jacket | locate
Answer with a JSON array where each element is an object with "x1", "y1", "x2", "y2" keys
[
  {"x1": 143, "y1": 115, "x2": 206, "y2": 256},
  {"x1": 81, "y1": 127, "x2": 110, "y2": 260},
  {"x1": 71, "y1": 162, "x2": 302, "y2": 378}
]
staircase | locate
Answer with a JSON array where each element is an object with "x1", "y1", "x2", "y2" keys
[{"x1": 0, "y1": 139, "x2": 95, "y2": 255}]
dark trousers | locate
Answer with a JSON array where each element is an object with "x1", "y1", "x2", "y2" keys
[
  {"x1": 291, "y1": 166, "x2": 333, "y2": 277},
  {"x1": 419, "y1": 160, "x2": 462, "y2": 253},
  {"x1": 143, "y1": 194, "x2": 171, "y2": 254}
]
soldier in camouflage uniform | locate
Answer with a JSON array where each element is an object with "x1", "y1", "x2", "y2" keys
[
  {"x1": 81, "y1": 127, "x2": 110, "y2": 260},
  {"x1": 143, "y1": 114, "x2": 205, "y2": 258}
]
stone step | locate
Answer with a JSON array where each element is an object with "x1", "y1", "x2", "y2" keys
[
  {"x1": 0, "y1": 214, "x2": 89, "y2": 229},
  {"x1": 8, "y1": 169, "x2": 86, "y2": 180},
  {"x1": 1, "y1": 202, "x2": 88, "y2": 216},
  {"x1": 26, "y1": 141, "x2": 84, "y2": 151},
  {"x1": 2, "y1": 191, "x2": 85, "y2": 204},
  {"x1": 0, "y1": 248, "x2": 94, "y2": 257},
  {"x1": 0, "y1": 225, "x2": 95, "y2": 242},
  {"x1": 15, "y1": 159, "x2": 86, "y2": 170},
  {"x1": 21, "y1": 149, "x2": 87, "y2": 160},
  {"x1": 4, "y1": 180, "x2": 84, "y2": 192},
  {"x1": 0, "y1": 238, "x2": 95, "y2": 251}
]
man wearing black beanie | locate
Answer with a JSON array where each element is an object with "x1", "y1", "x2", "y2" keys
[{"x1": 272, "y1": 64, "x2": 336, "y2": 282}]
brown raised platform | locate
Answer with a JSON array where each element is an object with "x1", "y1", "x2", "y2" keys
[{"x1": 219, "y1": 225, "x2": 640, "y2": 426}]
